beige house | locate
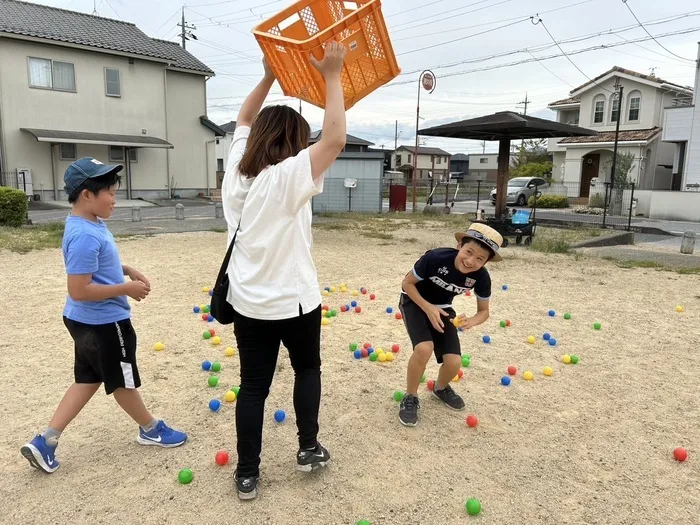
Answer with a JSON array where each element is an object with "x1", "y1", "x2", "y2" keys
[
  {"x1": 548, "y1": 67, "x2": 693, "y2": 198},
  {"x1": 0, "y1": 0, "x2": 223, "y2": 201},
  {"x1": 391, "y1": 145, "x2": 451, "y2": 181}
]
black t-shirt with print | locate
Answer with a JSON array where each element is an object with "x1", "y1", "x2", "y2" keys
[{"x1": 403, "y1": 248, "x2": 491, "y2": 307}]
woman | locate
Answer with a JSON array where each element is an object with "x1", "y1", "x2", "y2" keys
[{"x1": 220, "y1": 42, "x2": 347, "y2": 500}]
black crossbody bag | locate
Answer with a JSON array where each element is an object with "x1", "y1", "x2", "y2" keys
[{"x1": 210, "y1": 222, "x2": 240, "y2": 325}]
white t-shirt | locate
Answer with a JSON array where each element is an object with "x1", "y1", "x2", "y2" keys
[{"x1": 221, "y1": 125, "x2": 324, "y2": 320}]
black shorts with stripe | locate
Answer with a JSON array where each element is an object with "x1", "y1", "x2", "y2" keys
[
  {"x1": 398, "y1": 295, "x2": 461, "y2": 364},
  {"x1": 63, "y1": 317, "x2": 141, "y2": 395}
]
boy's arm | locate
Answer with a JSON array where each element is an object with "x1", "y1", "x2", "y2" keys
[
  {"x1": 67, "y1": 274, "x2": 134, "y2": 302},
  {"x1": 458, "y1": 299, "x2": 490, "y2": 329},
  {"x1": 123, "y1": 265, "x2": 151, "y2": 288},
  {"x1": 402, "y1": 270, "x2": 448, "y2": 333}
]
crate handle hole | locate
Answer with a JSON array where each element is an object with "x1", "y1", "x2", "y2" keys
[
  {"x1": 278, "y1": 12, "x2": 301, "y2": 31},
  {"x1": 343, "y1": 1, "x2": 358, "y2": 10}
]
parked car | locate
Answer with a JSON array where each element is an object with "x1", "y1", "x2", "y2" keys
[{"x1": 490, "y1": 177, "x2": 549, "y2": 206}]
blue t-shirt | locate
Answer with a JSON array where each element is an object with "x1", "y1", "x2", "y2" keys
[{"x1": 62, "y1": 215, "x2": 131, "y2": 324}]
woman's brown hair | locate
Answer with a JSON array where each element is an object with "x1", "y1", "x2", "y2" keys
[{"x1": 238, "y1": 105, "x2": 311, "y2": 178}]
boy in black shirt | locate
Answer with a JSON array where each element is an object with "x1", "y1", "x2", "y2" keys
[{"x1": 398, "y1": 223, "x2": 503, "y2": 426}]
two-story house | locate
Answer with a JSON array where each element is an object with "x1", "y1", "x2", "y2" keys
[
  {"x1": 0, "y1": 0, "x2": 223, "y2": 201},
  {"x1": 547, "y1": 67, "x2": 694, "y2": 198},
  {"x1": 391, "y1": 145, "x2": 451, "y2": 181}
]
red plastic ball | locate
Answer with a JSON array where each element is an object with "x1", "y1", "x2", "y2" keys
[
  {"x1": 361, "y1": 288, "x2": 367, "y2": 294},
  {"x1": 208, "y1": 329, "x2": 216, "y2": 337},
  {"x1": 674, "y1": 447, "x2": 688, "y2": 462},
  {"x1": 395, "y1": 312, "x2": 403, "y2": 320},
  {"x1": 201, "y1": 313, "x2": 209, "y2": 321},
  {"x1": 465, "y1": 291, "x2": 472, "y2": 296},
  {"x1": 426, "y1": 379, "x2": 435, "y2": 391},
  {"x1": 370, "y1": 294, "x2": 376, "y2": 300},
  {"x1": 355, "y1": 306, "x2": 362, "y2": 314},
  {"x1": 466, "y1": 415, "x2": 478, "y2": 428},
  {"x1": 391, "y1": 344, "x2": 400, "y2": 353},
  {"x1": 457, "y1": 369, "x2": 464, "y2": 379},
  {"x1": 322, "y1": 305, "x2": 329, "y2": 311},
  {"x1": 363, "y1": 343, "x2": 372, "y2": 349},
  {"x1": 215, "y1": 450, "x2": 229, "y2": 466},
  {"x1": 506, "y1": 320, "x2": 512, "y2": 327},
  {"x1": 361, "y1": 348, "x2": 369, "y2": 358},
  {"x1": 507, "y1": 365, "x2": 517, "y2": 376}
]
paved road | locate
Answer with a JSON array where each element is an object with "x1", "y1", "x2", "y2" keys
[{"x1": 29, "y1": 202, "x2": 219, "y2": 224}]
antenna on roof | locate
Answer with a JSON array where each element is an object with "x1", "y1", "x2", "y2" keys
[
  {"x1": 649, "y1": 67, "x2": 657, "y2": 77},
  {"x1": 92, "y1": 0, "x2": 98, "y2": 15}
]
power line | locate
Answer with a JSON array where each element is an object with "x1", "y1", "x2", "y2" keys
[
  {"x1": 385, "y1": 0, "x2": 472, "y2": 19},
  {"x1": 621, "y1": 0, "x2": 696, "y2": 62},
  {"x1": 189, "y1": 0, "x2": 282, "y2": 23},
  {"x1": 153, "y1": 8, "x2": 181, "y2": 36},
  {"x1": 526, "y1": 49, "x2": 575, "y2": 88},
  {"x1": 391, "y1": 0, "x2": 517, "y2": 33}
]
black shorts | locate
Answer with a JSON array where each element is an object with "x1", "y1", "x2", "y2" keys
[
  {"x1": 399, "y1": 295, "x2": 460, "y2": 364},
  {"x1": 63, "y1": 317, "x2": 141, "y2": 395}
]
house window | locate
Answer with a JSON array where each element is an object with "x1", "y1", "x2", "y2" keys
[
  {"x1": 217, "y1": 158, "x2": 224, "y2": 172},
  {"x1": 128, "y1": 148, "x2": 138, "y2": 163},
  {"x1": 28, "y1": 57, "x2": 76, "y2": 92},
  {"x1": 59, "y1": 143, "x2": 76, "y2": 160},
  {"x1": 628, "y1": 93, "x2": 641, "y2": 122},
  {"x1": 105, "y1": 68, "x2": 121, "y2": 97},
  {"x1": 610, "y1": 96, "x2": 620, "y2": 123},
  {"x1": 396, "y1": 154, "x2": 402, "y2": 166},
  {"x1": 480, "y1": 158, "x2": 488, "y2": 164},
  {"x1": 593, "y1": 98, "x2": 605, "y2": 124},
  {"x1": 437, "y1": 156, "x2": 442, "y2": 164},
  {"x1": 407, "y1": 154, "x2": 412, "y2": 164},
  {"x1": 109, "y1": 146, "x2": 125, "y2": 162}
]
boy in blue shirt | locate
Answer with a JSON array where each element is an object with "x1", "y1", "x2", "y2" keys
[{"x1": 21, "y1": 158, "x2": 186, "y2": 474}]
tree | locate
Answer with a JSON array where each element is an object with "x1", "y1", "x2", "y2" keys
[
  {"x1": 602, "y1": 151, "x2": 635, "y2": 190},
  {"x1": 510, "y1": 139, "x2": 553, "y2": 180}
]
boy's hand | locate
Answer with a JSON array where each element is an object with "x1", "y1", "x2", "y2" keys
[
  {"x1": 124, "y1": 281, "x2": 150, "y2": 302},
  {"x1": 126, "y1": 267, "x2": 151, "y2": 289},
  {"x1": 310, "y1": 41, "x2": 347, "y2": 78},
  {"x1": 424, "y1": 304, "x2": 449, "y2": 333},
  {"x1": 454, "y1": 314, "x2": 476, "y2": 330}
]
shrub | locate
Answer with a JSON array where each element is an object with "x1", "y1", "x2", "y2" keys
[
  {"x1": 528, "y1": 194, "x2": 569, "y2": 209},
  {"x1": 588, "y1": 193, "x2": 605, "y2": 209},
  {"x1": 0, "y1": 187, "x2": 28, "y2": 227}
]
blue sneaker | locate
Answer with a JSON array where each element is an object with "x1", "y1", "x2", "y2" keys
[
  {"x1": 136, "y1": 420, "x2": 187, "y2": 448},
  {"x1": 21, "y1": 435, "x2": 60, "y2": 473}
]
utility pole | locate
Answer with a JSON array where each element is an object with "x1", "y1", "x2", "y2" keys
[
  {"x1": 610, "y1": 79, "x2": 624, "y2": 195},
  {"x1": 481, "y1": 141, "x2": 486, "y2": 154},
  {"x1": 394, "y1": 120, "x2": 398, "y2": 151},
  {"x1": 178, "y1": 7, "x2": 197, "y2": 49},
  {"x1": 516, "y1": 92, "x2": 530, "y2": 159}
]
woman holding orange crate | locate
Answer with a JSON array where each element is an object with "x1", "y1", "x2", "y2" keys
[{"x1": 220, "y1": 42, "x2": 347, "y2": 500}]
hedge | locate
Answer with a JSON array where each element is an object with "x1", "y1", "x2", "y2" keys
[
  {"x1": 0, "y1": 186, "x2": 28, "y2": 227},
  {"x1": 528, "y1": 194, "x2": 569, "y2": 209}
]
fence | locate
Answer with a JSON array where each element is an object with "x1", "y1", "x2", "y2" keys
[
  {"x1": 1, "y1": 171, "x2": 19, "y2": 189},
  {"x1": 382, "y1": 176, "x2": 638, "y2": 231}
]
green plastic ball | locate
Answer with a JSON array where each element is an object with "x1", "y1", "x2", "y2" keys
[
  {"x1": 499, "y1": 320, "x2": 506, "y2": 328},
  {"x1": 421, "y1": 373, "x2": 427, "y2": 383},
  {"x1": 330, "y1": 310, "x2": 337, "y2": 317},
  {"x1": 564, "y1": 312, "x2": 572, "y2": 320},
  {"x1": 466, "y1": 498, "x2": 481, "y2": 516},
  {"x1": 202, "y1": 305, "x2": 210, "y2": 314},
  {"x1": 178, "y1": 468, "x2": 194, "y2": 484},
  {"x1": 571, "y1": 355, "x2": 579, "y2": 364},
  {"x1": 369, "y1": 353, "x2": 378, "y2": 362},
  {"x1": 356, "y1": 521, "x2": 371, "y2": 525},
  {"x1": 393, "y1": 390, "x2": 404, "y2": 402},
  {"x1": 594, "y1": 322, "x2": 602, "y2": 330},
  {"x1": 350, "y1": 343, "x2": 358, "y2": 351},
  {"x1": 231, "y1": 386, "x2": 240, "y2": 395},
  {"x1": 462, "y1": 356, "x2": 470, "y2": 367},
  {"x1": 325, "y1": 310, "x2": 332, "y2": 318},
  {"x1": 203, "y1": 331, "x2": 211, "y2": 340},
  {"x1": 208, "y1": 376, "x2": 219, "y2": 387},
  {"x1": 211, "y1": 362, "x2": 221, "y2": 372}
]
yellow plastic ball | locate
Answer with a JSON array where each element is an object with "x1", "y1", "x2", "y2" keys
[
  {"x1": 376, "y1": 348, "x2": 384, "y2": 354},
  {"x1": 330, "y1": 286, "x2": 337, "y2": 293},
  {"x1": 527, "y1": 336, "x2": 536, "y2": 344},
  {"x1": 341, "y1": 287, "x2": 348, "y2": 293},
  {"x1": 378, "y1": 353, "x2": 387, "y2": 363},
  {"x1": 561, "y1": 354, "x2": 571, "y2": 364},
  {"x1": 199, "y1": 304, "x2": 206, "y2": 311},
  {"x1": 152, "y1": 342, "x2": 165, "y2": 351},
  {"x1": 202, "y1": 287, "x2": 210, "y2": 293},
  {"x1": 225, "y1": 347, "x2": 235, "y2": 357},
  {"x1": 523, "y1": 371, "x2": 534, "y2": 381},
  {"x1": 352, "y1": 290, "x2": 359, "y2": 297},
  {"x1": 452, "y1": 375, "x2": 459, "y2": 383},
  {"x1": 543, "y1": 366, "x2": 553, "y2": 376},
  {"x1": 322, "y1": 290, "x2": 329, "y2": 297},
  {"x1": 676, "y1": 305, "x2": 685, "y2": 313},
  {"x1": 385, "y1": 353, "x2": 395, "y2": 362},
  {"x1": 321, "y1": 318, "x2": 329, "y2": 326},
  {"x1": 224, "y1": 391, "x2": 236, "y2": 403},
  {"x1": 211, "y1": 336, "x2": 221, "y2": 345}
]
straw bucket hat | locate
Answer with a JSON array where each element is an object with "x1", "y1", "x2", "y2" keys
[{"x1": 454, "y1": 223, "x2": 504, "y2": 262}]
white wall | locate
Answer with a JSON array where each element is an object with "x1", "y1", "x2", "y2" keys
[
  {"x1": 311, "y1": 154, "x2": 384, "y2": 213},
  {"x1": 648, "y1": 191, "x2": 700, "y2": 221}
]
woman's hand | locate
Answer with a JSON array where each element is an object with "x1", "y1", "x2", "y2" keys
[
  {"x1": 310, "y1": 41, "x2": 347, "y2": 78},
  {"x1": 262, "y1": 57, "x2": 274, "y2": 79}
]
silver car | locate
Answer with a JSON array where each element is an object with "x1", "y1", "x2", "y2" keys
[{"x1": 490, "y1": 177, "x2": 549, "y2": 207}]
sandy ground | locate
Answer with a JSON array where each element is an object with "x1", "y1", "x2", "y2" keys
[{"x1": 1, "y1": 225, "x2": 699, "y2": 525}]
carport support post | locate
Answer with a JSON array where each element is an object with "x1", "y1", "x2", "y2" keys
[{"x1": 495, "y1": 138, "x2": 511, "y2": 218}]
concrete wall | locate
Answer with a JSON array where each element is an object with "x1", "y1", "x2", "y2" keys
[
  {"x1": 312, "y1": 153, "x2": 384, "y2": 213},
  {"x1": 648, "y1": 191, "x2": 700, "y2": 221}
]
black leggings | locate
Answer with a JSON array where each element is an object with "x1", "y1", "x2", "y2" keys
[{"x1": 232, "y1": 305, "x2": 322, "y2": 477}]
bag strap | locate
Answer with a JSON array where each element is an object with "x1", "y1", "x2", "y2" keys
[{"x1": 215, "y1": 221, "x2": 240, "y2": 286}]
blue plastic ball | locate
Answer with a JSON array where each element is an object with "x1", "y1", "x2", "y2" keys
[
  {"x1": 193, "y1": 306, "x2": 200, "y2": 313},
  {"x1": 274, "y1": 409, "x2": 286, "y2": 423},
  {"x1": 502, "y1": 285, "x2": 508, "y2": 291},
  {"x1": 209, "y1": 399, "x2": 221, "y2": 412},
  {"x1": 367, "y1": 347, "x2": 374, "y2": 354},
  {"x1": 202, "y1": 360, "x2": 212, "y2": 371},
  {"x1": 324, "y1": 287, "x2": 331, "y2": 292},
  {"x1": 482, "y1": 335, "x2": 491, "y2": 344},
  {"x1": 209, "y1": 290, "x2": 213, "y2": 297},
  {"x1": 386, "y1": 307, "x2": 393, "y2": 314},
  {"x1": 345, "y1": 304, "x2": 351, "y2": 311},
  {"x1": 543, "y1": 333, "x2": 551, "y2": 341},
  {"x1": 207, "y1": 315, "x2": 214, "y2": 322},
  {"x1": 549, "y1": 338, "x2": 558, "y2": 346},
  {"x1": 501, "y1": 376, "x2": 511, "y2": 386},
  {"x1": 548, "y1": 310, "x2": 556, "y2": 317},
  {"x1": 351, "y1": 301, "x2": 358, "y2": 307},
  {"x1": 353, "y1": 349, "x2": 362, "y2": 359}
]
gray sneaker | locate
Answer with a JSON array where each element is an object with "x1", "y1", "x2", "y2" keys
[
  {"x1": 399, "y1": 394, "x2": 420, "y2": 426},
  {"x1": 432, "y1": 384, "x2": 465, "y2": 411}
]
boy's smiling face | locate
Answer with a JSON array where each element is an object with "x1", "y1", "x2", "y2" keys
[{"x1": 454, "y1": 239, "x2": 491, "y2": 274}]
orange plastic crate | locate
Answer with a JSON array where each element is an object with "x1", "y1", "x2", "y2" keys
[{"x1": 253, "y1": 0, "x2": 401, "y2": 110}]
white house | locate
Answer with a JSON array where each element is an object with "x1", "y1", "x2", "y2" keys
[
  {"x1": 547, "y1": 67, "x2": 694, "y2": 200},
  {"x1": 391, "y1": 145, "x2": 451, "y2": 181},
  {"x1": 215, "y1": 120, "x2": 236, "y2": 173},
  {"x1": 0, "y1": 0, "x2": 224, "y2": 201}
]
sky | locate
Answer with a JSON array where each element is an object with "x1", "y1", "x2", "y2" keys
[{"x1": 30, "y1": 0, "x2": 700, "y2": 154}]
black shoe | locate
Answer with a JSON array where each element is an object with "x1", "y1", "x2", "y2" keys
[
  {"x1": 296, "y1": 443, "x2": 330, "y2": 472},
  {"x1": 432, "y1": 384, "x2": 465, "y2": 411},
  {"x1": 234, "y1": 471, "x2": 259, "y2": 500},
  {"x1": 399, "y1": 394, "x2": 420, "y2": 427}
]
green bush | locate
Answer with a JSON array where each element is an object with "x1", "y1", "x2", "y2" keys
[
  {"x1": 588, "y1": 193, "x2": 605, "y2": 209},
  {"x1": 528, "y1": 194, "x2": 569, "y2": 209},
  {"x1": 0, "y1": 187, "x2": 28, "y2": 227}
]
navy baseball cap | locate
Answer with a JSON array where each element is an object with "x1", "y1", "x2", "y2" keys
[{"x1": 64, "y1": 157, "x2": 123, "y2": 194}]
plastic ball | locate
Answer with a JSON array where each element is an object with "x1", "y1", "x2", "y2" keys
[
  {"x1": 352, "y1": 290, "x2": 359, "y2": 297},
  {"x1": 507, "y1": 365, "x2": 517, "y2": 376},
  {"x1": 564, "y1": 312, "x2": 572, "y2": 320},
  {"x1": 392, "y1": 344, "x2": 400, "y2": 353},
  {"x1": 499, "y1": 320, "x2": 506, "y2": 328},
  {"x1": 361, "y1": 348, "x2": 369, "y2": 358},
  {"x1": 462, "y1": 356, "x2": 471, "y2": 367},
  {"x1": 548, "y1": 310, "x2": 556, "y2": 317},
  {"x1": 357, "y1": 521, "x2": 371, "y2": 525},
  {"x1": 527, "y1": 335, "x2": 536, "y2": 344},
  {"x1": 482, "y1": 335, "x2": 491, "y2": 344},
  {"x1": 152, "y1": 342, "x2": 165, "y2": 351},
  {"x1": 215, "y1": 451, "x2": 229, "y2": 466},
  {"x1": 324, "y1": 287, "x2": 331, "y2": 292},
  {"x1": 209, "y1": 399, "x2": 221, "y2": 412},
  {"x1": 324, "y1": 310, "x2": 333, "y2": 318},
  {"x1": 322, "y1": 290, "x2": 329, "y2": 297},
  {"x1": 561, "y1": 354, "x2": 571, "y2": 364},
  {"x1": 393, "y1": 390, "x2": 403, "y2": 402},
  {"x1": 202, "y1": 287, "x2": 210, "y2": 293},
  {"x1": 523, "y1": 371, "x2": 534, "y2": 381},
  {"x1": 321, "y1": 318, "x2": 330, "y2": 326},
  {"x1": 594, "y1": 322, "x2": 602, "y2": 330},
  {"x1": 350, "y1": 343, "x2": 358, "y2": 351},
  {"x1": 211, "y1": 336, "x2": 221, "y2": 345},
  {"x1": 465, "y1": 498, "x2": 481, "y2": 516},
  {"x1": 178, "y1": 468, "x2": 194, "y2": 484},
  {"x1": 501, "y1": 376, "x2": 511, "y2": 386},
  {"x1": 457, "y1": 369, "x2": 464, "y2": 379},
  {"x1": 208, "y1": 376, "x2": 219, "y2": 387},
  {"x1": 350, "y1": 301, "x2": 358, "y2": 308},
  {"x1": 452, "y1": 375, "x2": 459, "y2": 384},
  {"x1": 370, "y1": 294, "x2": 376, "y2": 300},
  {"x1": 465, "y1": 290, "x2": 472, "y2": 296},
  {"x1": 385, "y1": 352, "x2": 395, "y2": 362},
  {"x1": 355, "y1": 306, "x2": 362, "y2": 314},
  {"x1": 224, "y1": 391, "x2": 236, "y2": 403},
  {"x1": 231, "y1": 386, "x2": 240, "y2": 396},
  {"x1": 202, "y1": 360, "x2": 212, "y2": 371},
  {"x1": 676, "y1": 305, "x2": 685, "y2": 313},
  {"x1": 426, "y1": 379, "x2": 435, "y2": 391},
  {"x1": 421, "y1": 374, "x2": 427, "y2": 383},
  {"x1": 543, "y1": 366, "x2": 553, "y2": 376},
  {"x1": 211, "y1": 362, "x2": 221, "y2": 373},
  {"x1": 548, "y1": 338, "x2": 557, "y2": 347},
  {"x1": 207, "y1": 315, "x2": 214, "y2": 322},
  {"x1": 203, "y1": 331, "x2": 211, "y2": 340},
  {"x1": 502, "y1": 285, "x2": 508, "y2": 291},
  {"x1": 209, "y1": 290, "x2": 213, "y2": 297},
  {"x1": 466, "y1": 415, "x2": 478, "y2": 428},
  {"x1": 274, "y1": 410, "x2": 286, "y2": 423},
  {"x1": 570, "y1": 355, "x2": 579, "y2": 364},
  {"x1": 378, "y1": 353, "x2": 387, "y2": 363},
  {"x1": 193, "y1": 306, "x2": 200, "y2": 313},
  {"x1": 543, "y1": 333, "x2": 551, "y2": 341},
  {"x1": 340, "y1": 305, "x2": 347, "y2": 313},
  {"x1": 673, "y1": 447, "x2": 688, "y2": 462},
  {"x1": 369, "y1": 353, "x2": 378, "y2": 362},
  {"x1": 506, "y1": 320, "x2": 512, "y2": 327},
  {"x1": 203, "y1": 305, "x2": 210, "y2": 314},
  {"x1": 330, "y1": 286, "x2": 337, "y2": 293},
  {"x1": 201, "y1": 313, "x2": 209, "y2": 321},
  {"x1": 363, "y1": 343, "x2": 372, "y2": 349},
  {"x1": 225, "y1": 347, "x2": 235, "y2": 357},
  {"x1": 386, "y1": 307, "x2": 393, "y2": 314},
  {"x1": 395, "y1": 312, "x2": 403, "y2": 320},
  {"x1": 353, "y1": 350, "x2": 362, "y2": 359}
]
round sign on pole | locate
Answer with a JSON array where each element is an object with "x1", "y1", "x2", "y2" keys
[{"x1": 422, "y1": 72, "x2": 435, "y2": 92}]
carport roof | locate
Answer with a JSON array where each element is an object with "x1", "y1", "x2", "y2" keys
[{"x1": 21, "y1": 128, "x2": 173, "y2": 148}]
